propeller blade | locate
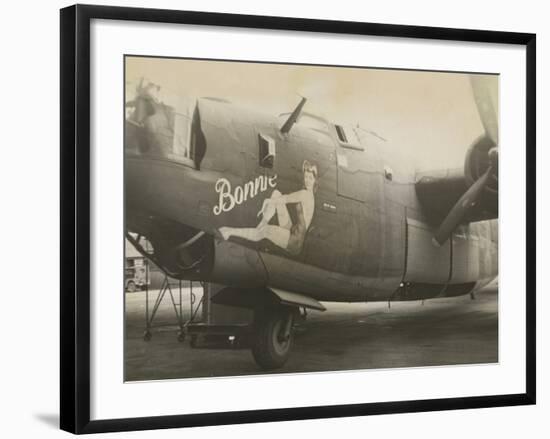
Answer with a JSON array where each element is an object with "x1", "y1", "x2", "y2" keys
[
  {"x1": 470, "y1": 76, "x2": 498, "y2": 146},
  {"x1": 433, "y1": 165, "x2": 493, "y2": 246}
]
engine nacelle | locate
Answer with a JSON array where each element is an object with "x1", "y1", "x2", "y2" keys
[{"x1": 415, "y1": 136, "x2": 498, "y2": 224}]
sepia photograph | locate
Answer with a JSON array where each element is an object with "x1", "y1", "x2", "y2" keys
[{"x1": 123, "y1": 55, "x2": 499, "y2": 381}]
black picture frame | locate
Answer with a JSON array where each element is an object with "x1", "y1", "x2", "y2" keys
[{"x1": 60, "y1": 4, "x2": 536, "y2": 434}]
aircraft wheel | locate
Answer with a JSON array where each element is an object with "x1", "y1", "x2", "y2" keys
[
  {"x1": 251, "y1": 307, "x2": 294, "y2": 370},
  {"x1": 126, "y1": 281, "x2": 136, "y2": 293}
]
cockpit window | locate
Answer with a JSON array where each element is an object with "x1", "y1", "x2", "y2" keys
[
  {"x1": 172, "y1": 98, "x2": 198, "y2": 160},
  {"x1": 168, "y1": 97, "x2": 206, "y2": 168},
  {"x1": 173, "y1": 105, "x2": 194, "y2": 161},
  {"x1": 126, "y1": 80, "x2": 205, "y2": 168},
  {"x1": 125, "y1": 94, "x2": 205, "y2": 168}
]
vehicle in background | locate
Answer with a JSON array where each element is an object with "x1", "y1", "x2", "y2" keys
[{"x1": 125, "y1": 264, "x2": 148, "y2": 292}]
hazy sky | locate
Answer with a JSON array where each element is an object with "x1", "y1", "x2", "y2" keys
[{"x1": 126, "y1": 56, "x2": 498, "y2": 171}]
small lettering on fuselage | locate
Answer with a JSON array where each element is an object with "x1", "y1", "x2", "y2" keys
[{"x1": 213, "y1": 175, "x2": 278, "y2": 215}]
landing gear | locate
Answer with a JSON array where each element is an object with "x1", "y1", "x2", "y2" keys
[{"x1": 252, "y1": 307, "x2": 295, "y2": 370}]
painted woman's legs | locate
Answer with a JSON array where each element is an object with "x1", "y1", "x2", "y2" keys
[
  {"x1": 219, "y1": 189, "x2": 291, "y2": 248},
  {"x1": 219, "y1": 226, "x2": 262, "y2": 242},
  {"x1": 219, "y1": 224, "x2": 290, "y2": 249},
  {"x1": 258, "y1": 190, "x2": 290, "y2": 228}
]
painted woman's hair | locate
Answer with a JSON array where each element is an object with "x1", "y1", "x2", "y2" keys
[{"x1": 302, "y1": 160, "x2": 319, "y2": 192}]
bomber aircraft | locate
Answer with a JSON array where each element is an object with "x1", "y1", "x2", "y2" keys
[{"x1": 124, "y1": 74, "x2": 498, "y2": 370}]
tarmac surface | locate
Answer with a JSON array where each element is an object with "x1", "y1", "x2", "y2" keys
[{"x1": 124, "y1": 284, "x2": 498, "y2": 381}]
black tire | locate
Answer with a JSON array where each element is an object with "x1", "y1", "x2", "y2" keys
[
  {"x1": 126, "y1": 281, "x2": 136, "y2": 293},
  {"x1": 251, "y1": 308, "x2": 294, "y2": 370}
]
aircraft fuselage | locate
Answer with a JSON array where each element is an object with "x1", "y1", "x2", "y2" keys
[{"x1": 125, "y1": 96, "x2": 498, "y2": 303}]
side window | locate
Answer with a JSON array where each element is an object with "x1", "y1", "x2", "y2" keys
[
  {"x1": 335, "y1": 124, "x2": 348, "y2": 143},
  {"x1": 334, "y1": 124, "x2": 363, "y2": 150},
  {"x1": 258, "y1": 133, "x2": 276, "y2": 168}
]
